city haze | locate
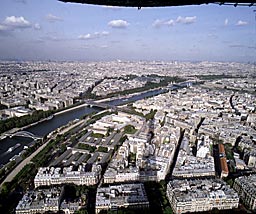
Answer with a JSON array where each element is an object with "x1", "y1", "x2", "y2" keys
[{"x1": 0, "y1": 0, "x2": 255, "y2": 62}]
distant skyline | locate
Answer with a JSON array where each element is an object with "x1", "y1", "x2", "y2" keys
[{"x1": 0, "y1": 0, "x2": 255, "y2": 62}]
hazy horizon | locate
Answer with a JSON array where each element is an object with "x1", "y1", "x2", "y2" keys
[{"x1": 0, "y1": 0, "x2": 255, "y2": 62}]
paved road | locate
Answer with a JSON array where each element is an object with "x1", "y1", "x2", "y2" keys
[
  {"x1": 58, "y1": 119, "x2": 85, "y2": 135},
  {"x1": 0, "y1": 118, "x2": 87, "y2": 187},
  {"x1": 0, "y1": 139, "x2": 49, "y2": 187}
]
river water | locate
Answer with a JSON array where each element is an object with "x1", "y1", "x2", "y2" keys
[{"x1": 0, "y1": 87, "x2": 170, "y2": 166}]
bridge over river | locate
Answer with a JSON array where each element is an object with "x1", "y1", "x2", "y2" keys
[
  {"x1": 86, "y1": 100, "x2": 118, "y2": 110},
  {"x1": 4, "y1": 131, "x2": 43, "y2": 141}
]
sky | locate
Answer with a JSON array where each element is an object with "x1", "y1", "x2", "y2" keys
[{"x1": 0, "y1": 0, "x2": 255, "y2": 62}]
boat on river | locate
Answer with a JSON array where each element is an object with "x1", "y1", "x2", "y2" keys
[{"x1": 7, "y1": 143, "x2": 21, "y2": 153}]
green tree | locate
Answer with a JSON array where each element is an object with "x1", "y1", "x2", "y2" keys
[
  {"x1": 97, "y1": 146, "x2": 108, "y2": 153},
  {"x1": 74, "y1": 209, "x2": 88, "y2": 214},
  {"x1": 123, "y1": 125, "x2": 137, "y2": 134},
  {"x1": 145, "y1": 109, "x2": 157, "y2": 121},
  {"x1": 0, "y1": 182, "x2": 10, "y2": 196},
  {"x1": 163, "y1": 206, "x2": 173, "y2": 214}
]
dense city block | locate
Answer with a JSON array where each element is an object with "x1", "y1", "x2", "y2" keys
[{"x1": 0, "y1": 61, "x2": 255, "y2": 214}]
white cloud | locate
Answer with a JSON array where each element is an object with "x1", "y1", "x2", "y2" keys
[
  {"x1": 0, "y1": 16, "x2": 43, "y2": 35},
  {"x1": 0, "y1": 16, "x2": 33, "y2": 34},
  {"x1": 153, "y1": 16, "x2": 196, "y2": 28},
  {"x1": 152, "y1": 19, "x2": 165, "y2": 28},
  {"x1": 152, "y1": 19, "x2": 164, "y2": 28},
  {"x1": 3, "y1": 16, "x2": 31, "y2": 28},
  {"x1": 33, "y1": 39, "x2": 45, "y2": 43},
  {"x1": 224, "y1": 18, "x2": 228, "y2": 26},
  {"x1": 78, "y1": 34, "x2": 92, "y2": 40},
  {"x1": 108, "y1": 19, "x2": 129, "y2": 28},
  {"x1": 34, "y1": 23, "x2": 41, "y2": 30},
  {"x1": 0, "y1": 24, "x2": 9, "y2": 31},
  {"x1": 166, "y1": 19, "x2": 175, "y2": 26},
  {"x1": 78, "y1": 31, "x2": 110, "y2": 40},
  {"x1": 47, "y1": 36, "x2": 59, "y2": 41},
  {"x1": 101, "y1": 31, "x2": 109, "y2": 35},
  {"x1": 45, "y1": 14, "x2": 63, "y2": 22},
  {"x1": 176, "y1": 16, "x2": 196, "y2": 24},
  {"x1": 102, "y1": 5, "x2": 121, "y2": 10},
  {"x1": 152, "y1": 19, "x2": 175, "y2": 28},
  {"x1": 236, "y1": 20, "x2": 248, "y2": 26},
  {"x1": 40, "y1": 35, "x2": 62, "y2": 42}
]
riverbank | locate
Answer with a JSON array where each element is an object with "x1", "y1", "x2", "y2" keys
[
  {"x1": 0, "y1": 116, "x2": 87, "y2": 187},
  {"x1": 0, "y1": 115, "x2": 53, "y2": 140},
  {"x1": 0, "y1": 81, "x2": 192, "y2": 187},
  {"x1": 0, "y1": 82, "x2": 187, "y2": 168},
  {"x1": 54, "y1": 103, "x2": 88, "y2": 116},
  {"x1": 0, "y1": 84, "x2": 169, "y2": 140}
]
